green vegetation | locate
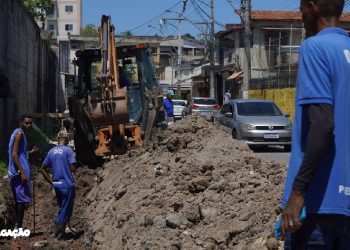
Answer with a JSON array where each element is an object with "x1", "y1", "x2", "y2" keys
[
  {"x1": 82, "y1": 24, "x2": 99, "y2": 36},
  {"x1": 22, "y1": 0, "x2": 52, "y2": 28}
]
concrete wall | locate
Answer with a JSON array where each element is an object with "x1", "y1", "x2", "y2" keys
[
  {"x1": 0, "y1": 0, "x2": 63, "y2": 154},
  {"x1": 249, "y1": 88, "x2": 296, "y2": 120}
]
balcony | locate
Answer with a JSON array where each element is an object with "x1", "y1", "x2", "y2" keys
[{"x1": 46, "y1": 13, "x2": 57, "y2": 20}]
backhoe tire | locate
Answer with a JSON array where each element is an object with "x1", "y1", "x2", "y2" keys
[{"x1": 74, "y1": 121, "x2": 103, "y2": 167}]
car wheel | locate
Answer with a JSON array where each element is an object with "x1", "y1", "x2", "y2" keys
[
  {"x1": 284, "y1": 145, "x2": 291, "y2": 152},
  {"x1": 232, "y1": 129, "x2": 238, "y2": 139}
]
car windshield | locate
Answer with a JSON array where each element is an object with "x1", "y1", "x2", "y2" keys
[
  {"x1": 237, "y1": 102, "x2": 282, "y2": 116},
  {"x1": 173, "y1": 101, "x2": 186, "y2": 106},
  {"x1": 193, "y1": 98, "x2": 217, "y2": 105}
]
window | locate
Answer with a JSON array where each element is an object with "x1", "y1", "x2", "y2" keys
[
  {"x1": 47, "y1": 4, "x2": 55, "y2": 15},
  {"x1": 65, "y1": 24, "x2": 73, "y2": 31},
  {"x1": 193, "y1": 98, "x2": 217, "y2": 105},
  {"x1": 48, "y1": 24, "x2": 55, "y2": 31},
  {"x1": 228, "y1": 53, "x2": 232, "y2": 63},
  {"x1": 65, "y1": 5, "x2": 73, "y2": 13},
  {"x1": 237, "y1": 102, "x2": 282, "y2": 116},
  {"x1": 151, "y1": 47, "x2": 158, "y2": 55}
]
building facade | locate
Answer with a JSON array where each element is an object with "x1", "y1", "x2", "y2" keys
[
  {"x1": 215, "y1": 10, "x2": 350, "y2": 103},
  {"x1": 46, "y1": 0, "x2": 82, "y2": 41}
]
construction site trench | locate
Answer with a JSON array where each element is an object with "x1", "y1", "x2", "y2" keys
[{"x1": 1, "y1": 115, "x2": 285, "y2": 250}]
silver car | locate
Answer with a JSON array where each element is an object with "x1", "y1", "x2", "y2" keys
[
  {"x1": 173, "y1": 99, "x2": 187, "y2": 119},
  {"x1": 182, "y1": 97, "x2": 220, "y2": 118},
  {"x1": 214, "y1": 99, "x2": 292, "y2": 151}
]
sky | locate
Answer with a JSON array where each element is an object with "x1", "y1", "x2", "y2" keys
[{"x1": 81, "y1": 0, "x2": 330, "y2": 37}]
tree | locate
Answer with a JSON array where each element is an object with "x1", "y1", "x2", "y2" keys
[
  {"x1": 22, "y1": 0, "x2": 52, "y2": 29},
  {"x1": 82, "y1": 24, "x2": 99, "y2": 36},
  {"x1": 182, "y1": 33, "x2": 195, "y2": 40},
  {"x1": 120, "y1": 31, "x2": 133, "y2": 37}
]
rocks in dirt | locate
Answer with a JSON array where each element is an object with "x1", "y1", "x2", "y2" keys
[
  {"x1": 86, "y1": 187, "x2": 98, "y2": 203},
  {"x1": 82, "y1": 223, "x2": 95, "y2": 247},
  {"x1": 114, "y1": 184, "x2": 128, "y2": 200},
  {"x1": 154, "y1": 164, "x2": 170, "y2": 176},
  {"x1": 143, "y1": 215, "x2": 154, "y2": 227},
  {"x1": 265, "y1": 235, "x2": 280, "y2": 250},
  {"x1": 188, "y1": 176, "x2": 212, "y2": 193},
  {"x1": 32, "y1": 240, "x2": 48, "y2": 248},
  {"x1": 165, "y1": 213, "x2": 188, "y2": 229},
  {"x1": 84, "y1": 116, "x2": 286, "y2": 249}
]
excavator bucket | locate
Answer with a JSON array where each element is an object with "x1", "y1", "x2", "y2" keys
[{"x1": 91, "y1": 15, "x2": 129, "y2": 127}]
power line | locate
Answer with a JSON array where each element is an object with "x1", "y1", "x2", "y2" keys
[{"x1": 129, "y1": 1, "x2": 182, "y2": 32}]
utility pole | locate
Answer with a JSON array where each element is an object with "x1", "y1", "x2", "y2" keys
[
  {"x1": 176, "y1": 0, "x2": 188, "y2": 97},
  {"x1": 240, "y1": 0, "x2": 251, "y2": 99},
  {"x1": 209, "y1": 0, "x2": 215, "y2": 99},
  {"x1": 177, "y1": 13, "x2": 183, "y2": 96},
  {"x1": 289, "y1": 23, "x2": 293, "y2": 87},
  {"x1": 278, "y1": 31, "x2": 281, "y2": 88}
]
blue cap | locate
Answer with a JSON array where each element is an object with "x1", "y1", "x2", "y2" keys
[{"x1": 167, "y1": 90, "x2": 175, "y2": 96}]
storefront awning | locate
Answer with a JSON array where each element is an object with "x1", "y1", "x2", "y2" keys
[{"x1": 227, "y1": 71, "x2": 243, "y2": 80}]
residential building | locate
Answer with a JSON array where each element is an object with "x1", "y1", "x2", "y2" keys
[
  {"x1": 45, "y1": 0, "x2": 82, "y2": 41},
  {"x1": 215, "y1": 10, "x2": 350, "y2": 103},
  {"x1": 158, "y1": 38, "x2": 206, "y2": 97}
]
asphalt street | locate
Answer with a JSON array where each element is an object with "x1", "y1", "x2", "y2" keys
[{"x1": 253, "y1": 146, "x2": 291, "y2": 166}]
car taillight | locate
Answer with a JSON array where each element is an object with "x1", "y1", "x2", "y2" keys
[
  {"x1": 192, "y1": 104, "x2": 199, "y2": 109},
  {"x1": 214, "y1": 104, "x2": 220, "y2": 110}
]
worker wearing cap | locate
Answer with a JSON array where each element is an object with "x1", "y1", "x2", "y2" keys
[
  {"x1": 164, "y1": 89, "x2": 175, "y2": 125},
  {"x1": 40, "y1": 131, "x2": 76, "y2": 239}
]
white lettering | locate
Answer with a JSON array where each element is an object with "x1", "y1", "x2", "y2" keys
[
  {"x1": 53, "y1": 149, "x2": 63, "y2": 155},
  {"x1": 343, "y1": 49, "x2": 350, "y2": 63},
  {"x1": 0, "y1": 228, "x2": 31, "y2": 238},
  {"x1": 339, "y1": 185, "x2": 350, "y2": 196}
]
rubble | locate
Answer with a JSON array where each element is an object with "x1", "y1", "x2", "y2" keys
[{"x1": 85, "y1": 115, "x2": 287, "y2": 249}]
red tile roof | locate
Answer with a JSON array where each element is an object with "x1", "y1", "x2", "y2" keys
[{"x1": 249, "y1": 10, "x2": 350, "y2": 23}]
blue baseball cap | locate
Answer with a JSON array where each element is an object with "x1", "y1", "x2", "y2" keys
[{"x1": 167, "y1": 90, "x2": 175, "y2": 96}]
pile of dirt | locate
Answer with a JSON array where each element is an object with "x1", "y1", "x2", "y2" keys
[{"x1": 85, "y1": 116, "x2": 286, "y2": 249}]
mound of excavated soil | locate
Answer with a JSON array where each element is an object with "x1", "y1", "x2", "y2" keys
[{"x1": 85, "y1": 116, "x2": 286, "y2": 249}]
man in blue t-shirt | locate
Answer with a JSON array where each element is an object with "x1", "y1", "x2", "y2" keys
[
  {"x1": 281, "y1": 0, "x2": 350, "y2": 249},
  {"x1": 40, "y1": 131, "x2": 76, "y2": 239},
  {"x1": 164, "y1": 89, "x2": 175, "y2": 125}
]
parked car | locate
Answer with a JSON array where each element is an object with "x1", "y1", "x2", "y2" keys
[
  {"x1": 182, "y1": 97, "x2": 220, "y2": 118},
  {"x1": 173, "y1": 99, "x2": 187, "y2": 119},
  {"x1": 214, "y1": 99, "x2": 292, "y2": 151}
]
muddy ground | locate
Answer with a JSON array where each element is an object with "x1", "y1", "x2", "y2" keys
[
  {"x1": 0, "y1": 166, "x2": 96, "y2": 250},
  {"x1": 1, "y1": 115, "x2": 286, "y2": 249}
]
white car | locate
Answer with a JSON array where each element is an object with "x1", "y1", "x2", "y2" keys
[{"x1": 173, "y1": 99, "x2": 187, "y2": 119}]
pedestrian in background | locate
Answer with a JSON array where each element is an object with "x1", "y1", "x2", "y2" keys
[
  {"x1": 224, "y1": 90, "x2": 231, "y2": 104},
  {"x1": 281, "y1": 0, "x2": 350, "y2": 249},
  {"x1": 40, "y1": 131, "x2": 76, "y2": 239},
  {"x1": 164, "y1": 89, "x2": 175, "y2": 125},
  {"x1": 8, "y1": 114, "x2": 37, "y2": 229}
]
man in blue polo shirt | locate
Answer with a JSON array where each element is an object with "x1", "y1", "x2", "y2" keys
[
  {"x1": 164, "y1": 89, "x2": 175, "y2": 125},
  {"x1": 40, "y1": 131, "x2": 76, "y2": 239},
  {"x1": 280, "y1": 0, "x2": 350, "y2": 249}
]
